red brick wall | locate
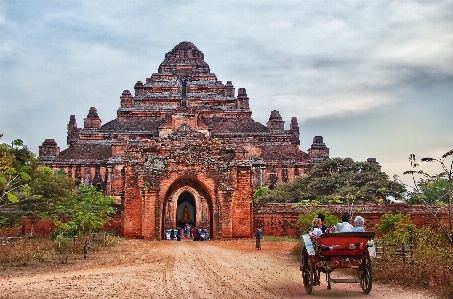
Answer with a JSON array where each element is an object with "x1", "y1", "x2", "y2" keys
[
  {"x1": 253, "y1": 203, "x2": 450, "y2": 238},
  {"x1": 2, "y1": 204, "x2": 449, "y2": 239}
]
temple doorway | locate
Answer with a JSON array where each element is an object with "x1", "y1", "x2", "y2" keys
[
  {"x1": 161, "y1": 177, "x2": 213, "y2": 240},
  {"x1": 176, "y1": 191, "x2": 195, "y2": 227}
]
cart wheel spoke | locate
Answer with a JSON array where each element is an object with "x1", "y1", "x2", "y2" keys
[
  {"x1": 301, "y1": 248, "x2": 314, "y2": 294},
  {"x1": 360, "y1": 252, "x2": 373, "y2": 293}
]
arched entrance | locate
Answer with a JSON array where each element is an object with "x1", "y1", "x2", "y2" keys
[
  {"x1": 176, "y1": 191, "x2": 195, "y2": 227},
  {"x1": 161, "y1": 177, "x2": 213, "y2": 240}
]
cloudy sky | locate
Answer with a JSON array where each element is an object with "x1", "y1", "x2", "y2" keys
[{"x1": 1, "y1": 0, "x2": 452, "y2": 186}]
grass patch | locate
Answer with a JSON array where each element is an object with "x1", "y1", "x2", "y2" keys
[
  {"x1": 263, "y1": 235, "x2": 298, "y2": 242},
  {"x1": 374, "y1": 255, "x2": 453, "y2": 298}
]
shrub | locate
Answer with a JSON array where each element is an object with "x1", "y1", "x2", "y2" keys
[
  {"x1": 290, "y1": 239, "x2": 303, "y2": 258},
  {"x1": 374, "y1": 213, "x2": 416, "y2": 244},
  {"x1": 374, "y1": 247, "x2": 453, "y2": 298},
  {"x1": 374, "y1": 214, "x2": 453, "y2": 297}
]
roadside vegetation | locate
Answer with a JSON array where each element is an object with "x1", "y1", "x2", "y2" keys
[
  {"x1": 0, "y1": 135, "x2": 117, "y2": 262},
  {"x1": 381, "y1": 150, "x2": 453, "y2": 298},
  {"x1": 371, "y1": 213, "x2": 453, "y2": 298},
  {"x1": 0, "y1": 234, "x2": 122, "y2": 268}
]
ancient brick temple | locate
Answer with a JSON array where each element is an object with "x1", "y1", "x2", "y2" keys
[{"x1": 39, "y1": 41, "x2": 329, "y2": 240}]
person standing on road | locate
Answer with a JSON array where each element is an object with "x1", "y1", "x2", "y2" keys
[
  {"x1": 255, "y1": 226, "x2": 263, "y2": 250},
  {"x1": 192, "y1": 226, "x2": 200, "y2": 241},
  {"x1": 176, "y1": 227, "x2": 181, "y2": 241}
]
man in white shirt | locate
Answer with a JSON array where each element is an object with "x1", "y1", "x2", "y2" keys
[{"x1": 334, "y1": 214, "x2": 353, "y2": 233}]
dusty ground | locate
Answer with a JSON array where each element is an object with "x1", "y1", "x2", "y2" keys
[{"x1": 0, "y1": 238, "x2": 437, "y2": 299}]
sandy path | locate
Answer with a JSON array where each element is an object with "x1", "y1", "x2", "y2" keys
[{"x1": 0, "y1": 239, "x2": 437, "y2": 299}]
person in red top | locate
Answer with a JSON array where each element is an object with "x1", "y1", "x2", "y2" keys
[{"x1": 192, "y1": 226, "x2": 200, "y2": 241}]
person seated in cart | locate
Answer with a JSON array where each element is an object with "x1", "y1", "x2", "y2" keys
[
  {"x1": 317, "y1": 213, "x2": 328, "y2": 233},
  {"x1": 310, "y1": 218, "x2": 324, "y2": 237},
  {"x1": 331, "y1": 213, "x2": 353, "y2": 233},
  {"x1": 350, "y1": 216, "x2": 365, "y2": 232}
]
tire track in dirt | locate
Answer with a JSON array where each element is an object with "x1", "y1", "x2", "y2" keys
[
  {"x1": 203, "y1": 242, "x2": 302, "y2": 298},
  {"x1": 190, "y1": 242, "x2": 249, "y2": 299},
  {"x1": 162, "y1": 244, "x2": 176, "y2": 296}
]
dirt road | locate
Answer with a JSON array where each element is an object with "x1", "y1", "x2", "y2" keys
[{"x1": 0, "y1": 238, "x2": 436, "y2": 298}]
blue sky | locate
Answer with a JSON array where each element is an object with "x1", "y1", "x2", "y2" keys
[{"x1": 1, "y1": 0, "x2": 452, "y2": 186}]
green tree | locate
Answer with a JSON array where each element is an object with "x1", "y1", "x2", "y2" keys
[
  {"x1": 18, "y1": 167, "x2": 76, "y2": 235},
  {"x1": 402, "y1": 150, "x2": 453, "y2": 245},
  {"x1": 297, "y1": 207, "x2": 338, "y2": 233},
  {"x1": 0, "y1": 137, "x2": 34, "y2": 205},
  {"x1": 45, "y1": 185, "x2": 115, "y2": 258},
  {"x1": 407, "y1": 177, "x2": 449, "y2": 205},
  {"x1": 0, "y1": 136, "x2": 76, "y2": 230},
  {"x1": 253, "y1": 186, "x2": 270, "y2": 202},
  {"x1": 256, "y1": 158, "x2": 405, "y2": 204}
]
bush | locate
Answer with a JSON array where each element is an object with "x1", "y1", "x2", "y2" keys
[
  {"x1": 104, "y1": 234, "x2": 122, "y2": 247},
  {"x1": 0, "y1": 234, "x2": 121, "y2": 268},
  {"x1": 374, "y1": 214, "x2": 453, "y2": 297},
  {"x1": 374, "y1": 249, "x2": 453, "y2": 298},
  {"x1": 290, "y1": 239, "x2": 303, "y2": 258},
  {"x1": 374, "y1": 213, "x2": 416, "y2": 244}
]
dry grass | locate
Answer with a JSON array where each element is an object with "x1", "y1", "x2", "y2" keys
[
  {"x1": 374, "y1": 255, "x2": 453, "y2": 298},
  {"x1": 0, "y1": 235, "x2": 120, "y2": 268},
  {"x1": 0, "y1": 238, "x2": 56, "y2": 267}
]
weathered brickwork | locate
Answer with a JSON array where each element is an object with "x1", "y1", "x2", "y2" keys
[
  {"x1": 2, "y1": 205, "x2": 448, "y2": 239},
  {"x1": 253, "y1": 203, "x2": 451, "y2": 237},
  {"x1": 38, "y1": 41, "x2": 332, "y2": 240}
]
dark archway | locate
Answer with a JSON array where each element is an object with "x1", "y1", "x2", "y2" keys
[
  {"x1": 161, "y1": 176, "x2": 214, "y2": 240},
  {"x1": 177, "y1": 191, "x2": 195, "y2": 227}
]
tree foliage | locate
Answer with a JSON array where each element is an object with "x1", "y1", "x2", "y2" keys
[
  {"x1": 0, "y1": 137, "x2": 35, "y2": 205},
  {"x1": 45, "y1": 185, "x2": 115, "y2": 240},
  {"x1": 297, "y1": 207, "x2": 338, "y2": 233},
  {"x1": 407, "y1": 177, "x2": 449, "y2": 205},
  {"x1": 400, "y1": 150, "x2": 453, "y2": 245},
  {"x1": 0, "y1": 135, "x2": 76, "y2": 229},
  {"x1": 255, "y1": 158, "x2": 405, "y2": 204},
  {"x1": 253, "y1": 186, "x2": 270, "y2": 201},
  {"x1": 373, "y1": 213, "x2": 416, "y2": 244}
]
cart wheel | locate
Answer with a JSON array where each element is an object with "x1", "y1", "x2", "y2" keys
[
  {"x1": 360, "y1": 252, "x2": 372, "y2": 294},
  {"x1": 301, "y1": 248, "x2": 314, "y2": 294}
]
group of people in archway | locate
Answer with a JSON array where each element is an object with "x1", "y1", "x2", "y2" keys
[{"x1": 169, "y1": 224, "x2": 210, "y2": 241}]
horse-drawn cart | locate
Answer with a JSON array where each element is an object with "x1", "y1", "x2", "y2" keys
[{"x1": 300, "y1": 232, "x2": 375, "y2": 294}]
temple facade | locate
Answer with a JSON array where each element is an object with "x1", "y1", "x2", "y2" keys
[{"x1": 38, "y1": 41, "x2": 329, "y2": 240}]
